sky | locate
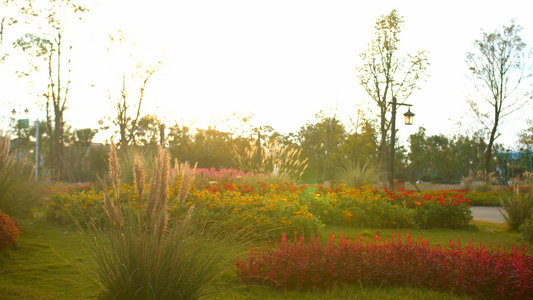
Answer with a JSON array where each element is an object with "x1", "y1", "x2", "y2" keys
[{"x1": 1, "y1": 0, "x2": 533, "y2": 148}]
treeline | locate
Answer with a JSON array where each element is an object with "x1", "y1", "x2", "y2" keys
[{"x1": 9, "y1": 111, "x2": 496, "y2": 184}]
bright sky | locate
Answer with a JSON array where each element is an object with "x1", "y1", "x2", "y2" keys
[{"x1": 1, "y1": 0, "x2": 532, "y2": 147}]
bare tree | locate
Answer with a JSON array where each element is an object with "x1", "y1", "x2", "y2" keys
[
  {"x1": 357, "y1": 9, "x2": 429, "y2": 186},
  {"x1": 0, "y1": 0, "x2": 15, "y2": 63},
  {"x1": 466, "y1": 20, "x2": 531, "y2": 173},
  {"x1": 105, "y1": 30, "x2": 162, "y2": 151}
]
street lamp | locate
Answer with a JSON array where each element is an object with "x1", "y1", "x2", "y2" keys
[
  {"x1": 389, "y1": 97, "x2": 415, "y2": 189},
  {"x1": 11, "y1": 108, "x2": 29, "y2": 116},
  {"x1": 404, "y1": 107, "x2": 415, "y2": 125}
]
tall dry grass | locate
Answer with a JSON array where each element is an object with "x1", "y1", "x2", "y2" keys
[
  {"x1": 233, "y1": 138, "x2": 308, "y2": 183},
  {"x1": 80, "y1": 142, "x2": 247, "y2": 299},
  {"x1": 500, "y1": 186, "x2": 533, "y2": 230},
  {"x1": 0, "y1": 135, "x2": 44, "y2": 217},
  {"x1": 170, "y1": 159, "x2": 197, "y2": 205},
  {"x1": 116, "y1": 145, "x2": 157, "y2": 185}
]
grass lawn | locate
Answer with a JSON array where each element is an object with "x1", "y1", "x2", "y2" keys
[
  {"x1": 0, "y1": 215, "x2": 527, "y2": 299},
  {"x1": 0, "y1": 218, "x2": 94, "y2": 299}
]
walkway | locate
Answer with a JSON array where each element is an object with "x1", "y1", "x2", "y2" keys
[{"x1": 470, "y1": 206, "x2": 506, "y2": 223}]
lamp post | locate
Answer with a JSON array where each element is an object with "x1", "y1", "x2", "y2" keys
[{"x1": 389, "y1": 97, "x2": 415, "y2": 189}]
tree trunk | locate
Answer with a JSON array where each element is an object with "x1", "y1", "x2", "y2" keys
[{"x1": 379, "y1": 108, "x2": 388, "y2": 186}]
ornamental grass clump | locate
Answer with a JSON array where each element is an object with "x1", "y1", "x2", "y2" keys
[
  {"x1": 233, "y1": 139, "x2": 308, "y2": 183},
  {"x1": 335, "y1": 160, "x2": 380, "y2": 188},
  {"x1": 81, "y1": 142, "x2": 246, "y2": 299},
  {"x1": 500, "y1": 185, "x2": 533, "y2": 230},
  {"x1": 0, "y1": 135, "x2": 44, "y2": 217}
]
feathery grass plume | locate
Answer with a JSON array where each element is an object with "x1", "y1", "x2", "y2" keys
[
  {"x1": 108, "y1": 140, "x2": 121, "y2": 198},
  {"x1": 146, "y1": 155, "x2": 162, "y2": 220},
  {"x1": 335, "y1": 160, "x2": 380, "y2": 188},
  {"x1": 156, "y1": 146, "x2": 169, "y2": 213},
  {"x1": 154, "y1": 147, "x2": 170, "y2": 242},
  {"x1": 146, "y1": 146, "x2": 170, "y2": 223},
  {"x1": 133, "y1": 154, "x2": 145, "y2": 233},
  {"x1": 97, "y1": 174, "x2": 123, "y2": 228},
  {"x1": 461, "y1": 170, "x2": 475, "y2": 188},
  {"x1": 175, "y1": 160, "x2": 197, "y2": 205},
  {"x1": 0, "y1": 136, "x2": 15, "y2": 179},
  {"x1": 133, "y1": 154, "x2": 145, "y2": 205}
]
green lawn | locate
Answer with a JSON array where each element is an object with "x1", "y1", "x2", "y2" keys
[
  {"x1": 0, "y1": 216, "x2": 526, "y2": 299},
  {"x1": 0, "y1": 218, "x2": 94, "y2": 299}
]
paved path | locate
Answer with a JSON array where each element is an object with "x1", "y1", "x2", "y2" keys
[{"x1": 470, "y1": 206, "x2": 507, "y2": 223}]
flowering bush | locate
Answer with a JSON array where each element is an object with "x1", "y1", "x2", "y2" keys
[
  {"x1": 46, "y1": 182, "x2": 136, "y2": 228},
  {"x1": 311, "y1": 185, "x2": 471, "y2": 229},
  {"x1": 182, "y1": 182, "x2": 322, "y2": 238},
  {"x1": 235, "y1": 232, "x2": 533, "y2": 298},
  {"x1": 0, "y1": 209, "x2": 21, "y2": 250},
  {"x1": 309, "y1": 185, "x2": 415, "y2": 228}
]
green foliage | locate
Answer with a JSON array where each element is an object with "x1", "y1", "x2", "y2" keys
[
  {"x1": 64, "y1": 128, "x2": 98, "y2": 181},
  {"x1": 413, "y1": 201, "x2": 472, "y2": 229},
  {"x1": 519, "y1": 216, "x2": 533, "y2": 243},
  {"x1": 518, "y1": 118, "x2": 533, "y2": 150},
  {"x1": 0, "y1": 209, "x2": 21, "y2": 251},
  {"x1": 297, "y1": 111, "x2": 375, "y2": 183},
  {"x1": 465, "y1": 191, "x2": 500, "y2": 206},
  {"x1": 46, "y1": 183, "x2": 109, "y2": 228},
  {"x1": 408, "y1": 127, "x2": 488, "y2": 183},
  {"x1": 499, "y1": 187, "x2": 533, "y2": 230}
]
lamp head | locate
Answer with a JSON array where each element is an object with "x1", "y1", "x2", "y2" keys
[{"x1": 404, "y1": 108, "x2": 415, "y2": 125}]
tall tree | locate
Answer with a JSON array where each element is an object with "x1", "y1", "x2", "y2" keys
[
  {"x1": 298, "y1": 110, "x2": 346, "y2": 183},
  {"x1": 357, "y1": 9, "x2": 429, "y2": 186},
  {"x1": 14, "y1": 0, "x2": 87, "y2": 179},
  {"x1": 466, "y1": 20, "x2": 531, "y2": 173}
]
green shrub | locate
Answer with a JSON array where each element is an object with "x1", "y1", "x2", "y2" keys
[
  {"x1": 519, "y1": 216, "x2": 533, "y2": 243},
  {"x1": 46, "y1": 184, "x2": 109, "y2": 228},
  {"x1": 413, "y1": 200, "x2": 472, "y2": 228},
  {"x1": 470, "y1": 183, "x2": 494, "y2": 193},
  {"x1": 465, "y1": 191, "x2": 500, "y2": 206},
  {"x1": 0, "y1": 209, "x2": 21, "y2": 251}
]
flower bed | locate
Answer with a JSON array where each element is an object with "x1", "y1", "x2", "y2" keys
[
  {"x1": 235, "y1": 232, "x2": 533, "y2": 298},
  {"x1": 47, "y1": 182, "x2": 473, "y2": 233}
]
